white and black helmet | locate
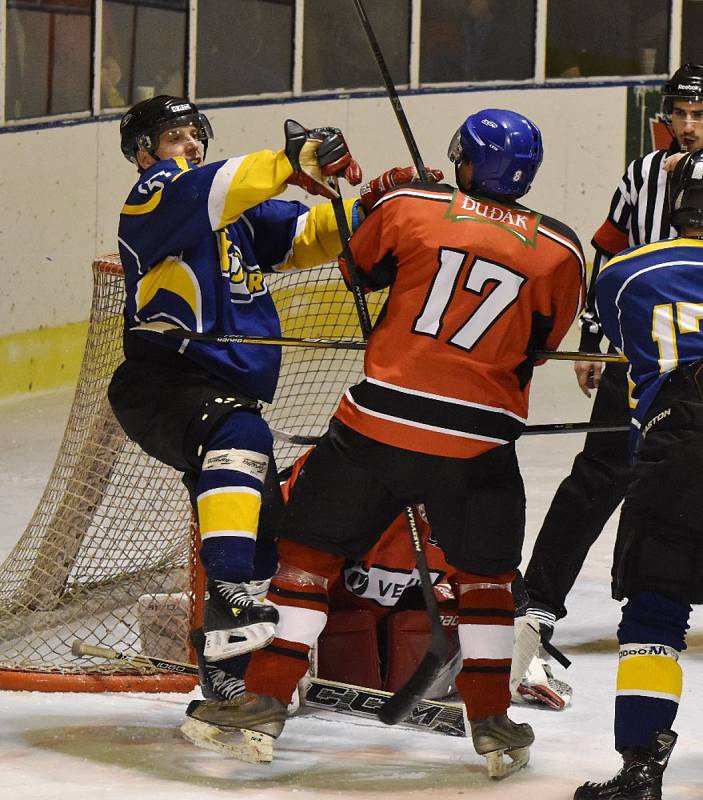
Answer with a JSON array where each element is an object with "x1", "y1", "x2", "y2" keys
[{"x1": 119, "y1": 95, "x2": 213, "y2": 164}]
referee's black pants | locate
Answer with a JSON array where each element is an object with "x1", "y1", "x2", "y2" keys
[{"x1": 523, "y1": 361, "x2": 631, "y2": 619}]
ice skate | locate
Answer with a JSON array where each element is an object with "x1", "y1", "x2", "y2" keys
[
  {"x1": 203, "y1": 579, "x2": 278, "y2": 660},
  {"x1": 192, "y1": 627, "x2": 246, "y2": 701},
  {"x1": 181, "y1": 693, "x2": 286, "y2": 763},
  {"x1": 469, "y1": 714, "x2": 535, "y2": 779},
  {"x1": 574, "y1": 730, "x2": 677, "y2": 799}
]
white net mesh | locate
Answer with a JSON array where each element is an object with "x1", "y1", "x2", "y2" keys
[{"x1": 0, "y1": 255, "x2": 383, "y2": 687}]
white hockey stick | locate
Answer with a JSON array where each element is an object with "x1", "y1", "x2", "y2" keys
[{"x1": 71, "y1": 639, "x2": 466, "y2": 737}]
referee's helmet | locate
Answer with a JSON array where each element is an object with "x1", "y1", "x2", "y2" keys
[
  {"x1": 447, "y1": 109, "x2": 543, "y2": 199},
  {"x1": 661, "y1": 64, "x2": 703, "y2": 122},
  {"x1": 669, "y1": 148, "x2": 703, "y2": 232},
  {"x1": 120, "y1": 95, "x2": 213, "y2": 164}
]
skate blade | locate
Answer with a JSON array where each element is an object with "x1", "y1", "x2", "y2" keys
[
  {"x1": 484, "y1": 745, "x2": 531, "y2": 779},
  {"x1": 180, "y1": 717, "x2": 274, "y2": 763}
]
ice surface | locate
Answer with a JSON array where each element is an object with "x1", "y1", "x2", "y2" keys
[{"x1": 1, "y1": 359, "x2": 701, "y2": 799}]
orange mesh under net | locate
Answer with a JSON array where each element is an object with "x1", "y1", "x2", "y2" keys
[{"x1": 0, "y1": 255, "x2": 383, "y2": 691}]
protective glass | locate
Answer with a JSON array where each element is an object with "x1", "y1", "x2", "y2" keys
[
  {"x1": 158, "y1": 113, "x2": 214, "y2": 143},
  {"x1": 447, "y1": 128, "x2": 463, "y2": 163}
]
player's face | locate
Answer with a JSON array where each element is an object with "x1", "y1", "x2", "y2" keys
[
  {"x1": 670, "y1": 99, "x2": 703, "y2": 151},
  {"x1": 154, "y1": 124, "x2": 206, "y2": 165}
]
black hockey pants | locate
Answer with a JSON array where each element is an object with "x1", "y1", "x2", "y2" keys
[{"x1": 524, "y1": 360, "x2": 631, "y2": 619}]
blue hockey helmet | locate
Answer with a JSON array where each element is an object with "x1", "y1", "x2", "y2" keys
[{"x1": 447, "y1": 109, "x2": 543, "y2": 198}]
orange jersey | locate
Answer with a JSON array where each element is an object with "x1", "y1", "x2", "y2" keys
[{"x1": 337, "y1": 184, "x2": 585, "y2": 457}]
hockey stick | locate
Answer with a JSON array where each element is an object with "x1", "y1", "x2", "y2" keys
[
  {"x1": 350, "y1": 0, "x2": 428, "y2": 181},
  {"x1": 327, "y1": 177, "x2": 450, "y2": 724},
  {"x1": 71, "y1": 640, "x2": 466, "y2": 737},
  {"x1": 129, "y1": 323, "x2": 626, "y2": 364},
  {"x1": 130, "y1": 321, "x2": 366, "y2": 350},
  {"x1": 271, "y1": 420, "x2": 628, "y2": 447}
]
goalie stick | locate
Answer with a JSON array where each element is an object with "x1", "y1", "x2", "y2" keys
[{"x1": 70, "y1": 640, "x2": 466, "y2": 737}]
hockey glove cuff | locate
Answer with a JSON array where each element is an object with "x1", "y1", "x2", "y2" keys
[
  {"x1": 284, "y1": 119, "x2": 362, "y2": 200},
  {"x1": 359, "y1": 165, "x2": 443, "y2": 213}
]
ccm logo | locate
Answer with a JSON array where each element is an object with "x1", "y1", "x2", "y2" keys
[{"x1": 169, "y1": 103, "x2": 192, "y2": 113}]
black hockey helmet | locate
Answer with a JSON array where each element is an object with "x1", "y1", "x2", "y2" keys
[
  {"x1": 119, "y1": 95, "x2": 213, "y2": 164},
  {"x1": 661, "y1": 64, "x2": 703, "y2": 121},
  {"x1": 669, "y1": 148, "x2": 703, "y2": 232}
]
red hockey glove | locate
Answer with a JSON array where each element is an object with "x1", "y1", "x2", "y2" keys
[
  {"x1": 359, "y1": 165, "x2": 444, "y2": 213},
  {"x1": 285, "y1": 119, "x2": 362, "y2": 199}
]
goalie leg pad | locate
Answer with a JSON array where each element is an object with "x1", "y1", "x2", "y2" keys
[
  {"x1": 317, "y1": 609, "x2": 382, "y2": 689},
  {"x1": 384, "y1": 610, "x2": 460, "y2": 698},
  {"x1": 509, "y1": 615, "x2": 541, "y2": 695}
]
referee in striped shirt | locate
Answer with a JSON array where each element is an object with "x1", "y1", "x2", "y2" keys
[{"x1": 518, "y1": 64, "x2": 703, "y2": 647}]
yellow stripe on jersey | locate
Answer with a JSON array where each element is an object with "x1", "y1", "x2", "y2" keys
[
  {"x1": 210, "y1": 150, "x2": 293, "y2": 229},
  {"x1": 627, "y1": 371, "x2": 637, "y2": 410},
  {"x1": 616, "y1": 654, "x2": 682, "y2": 701},
  {"x1": 217, "y1": 230, "x2": 231, "y2": 275},
  {"x1": 602, "y1": 237, "x2": 703, "y2": 272},
  {"x1": 122, "y1": 159, "x2": 190, "y2": 213},
  {"x1": 197, "y1": 488, "x2": 261, "y2": 539},
  {"x1": 172, "y1": 157, "x2": 191, "y2": 177},
  {"x1": 136, "y1": 257, "x2": 202, "y2": 326},
  {"x1": 122, "y1": 189, "x2": 164, "y2": 216},
  {"x1": 278, "y1": 199, "x2": 356, "y2": 270}
]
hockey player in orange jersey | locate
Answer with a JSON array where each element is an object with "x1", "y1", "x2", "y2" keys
[
  {"x1": 184, "y1": 108, "x2": 586, "y2": 776},
  {"x1": 280, "y1": 449, "x2": 570, "y2": 709}
]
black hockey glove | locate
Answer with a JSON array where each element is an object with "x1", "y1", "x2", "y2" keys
[{"x1": 284, "y1": 119, "x2": 362, "y2": 199}]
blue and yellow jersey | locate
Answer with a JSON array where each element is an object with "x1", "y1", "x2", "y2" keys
[
  {"x1": 118, "y1": 149, "x2": 354, "y2": 402},
  {"x1": 595, "y1": 237, "x2": 703, "y2": 434}
]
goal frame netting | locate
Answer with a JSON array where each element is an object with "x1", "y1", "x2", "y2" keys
[{"x1": 0, "y1": 255, "x2": 380, "y2": 692}]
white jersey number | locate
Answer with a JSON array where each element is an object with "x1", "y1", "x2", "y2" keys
[
  {"x1": 413, "y1": 248, "x2": 526, "y2": 351},
  {"x1": 651, "y1": 301, "x2": 703, "y2": 373}
]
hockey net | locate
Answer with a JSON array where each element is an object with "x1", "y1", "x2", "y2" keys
[{"x1": 0, "y1": 254, "x2": 384, "y2": 691}]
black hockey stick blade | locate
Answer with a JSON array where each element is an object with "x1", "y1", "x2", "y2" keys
[{"x1": 378, "y1": 641, "x2": 449, "y2": 726}]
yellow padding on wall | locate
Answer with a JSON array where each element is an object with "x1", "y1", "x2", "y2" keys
[
  {"x1": 198, "y1": 489, "x2": 261, "y2": 536},
  {"x1": 617, "y1": 655, "x2": 682, "y2": 699},
  {"x1": 0, "y1": 321, "x2": 88, "y2": 398}
]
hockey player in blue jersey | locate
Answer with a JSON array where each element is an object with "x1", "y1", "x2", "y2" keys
[
  {"x1": 574, "y1": 149, "x2": 703, "y2": 798},
  {"x1": 108, "y1": 95, "x2": 363, "y2": 698}
]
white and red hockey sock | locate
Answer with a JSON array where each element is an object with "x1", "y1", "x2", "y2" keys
[
  {"x1": 454, "y1": 569, "x2": 516, "y2": 719},
  {"x1": 245, "y1": 539, "x2": 344, "y2": 706}
]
